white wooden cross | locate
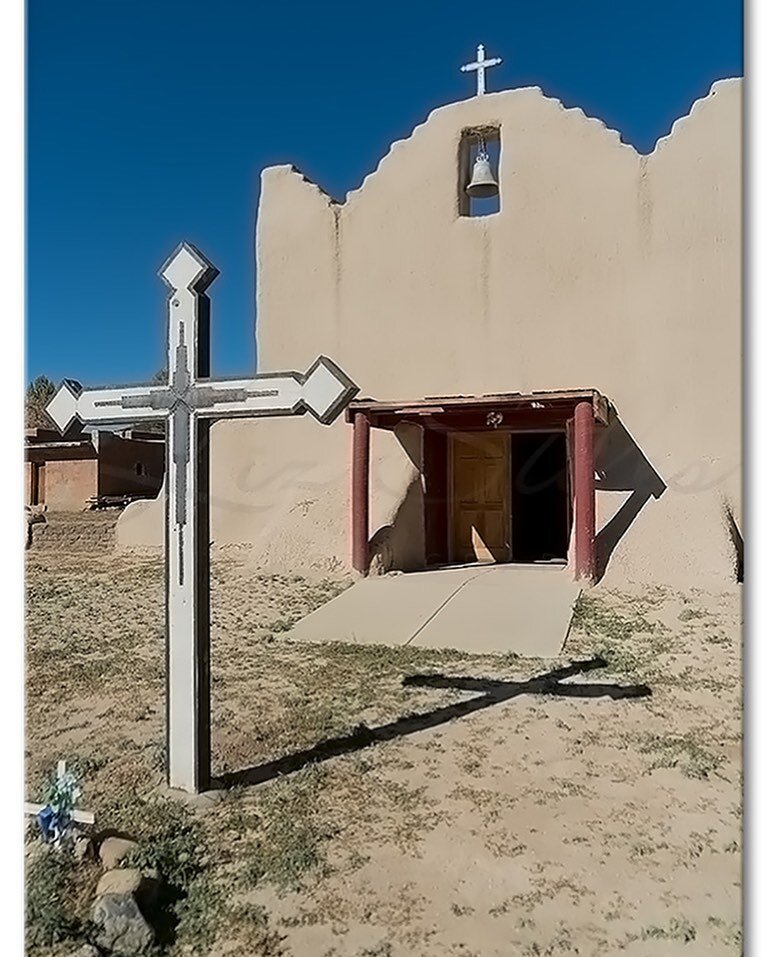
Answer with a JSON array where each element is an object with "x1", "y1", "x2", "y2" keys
[
  {"x1": 24, "y1": 760, "x2": 95, "y2": 842},
  {"x1": 46, "y1": 243, "x2": 358, "y2": 794},
  {"x1": 460, "y1": 44, "x2": 502, "y2": 96}
]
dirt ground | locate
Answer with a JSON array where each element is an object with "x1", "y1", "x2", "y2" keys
[{"x1": 25, "y1": 515, "x2": 742, "y2": 956}]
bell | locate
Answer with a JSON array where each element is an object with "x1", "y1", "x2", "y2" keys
[{"x1": 466, "y1": 152, "x2": 499, "y2": 198}]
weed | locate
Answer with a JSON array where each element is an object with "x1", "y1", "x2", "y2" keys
[
  {"x1": 451, "y1": 902, "x2": 475, "y2": 916},
  {"x1": 116, "y1": 799, "x2": 208, "y2": 890},
  {"x1": 360, "y1": 943, "x2": 394, "y2": 957},
  {"x1": 679, "y1": 607, "x2": 706, "y2": 621},
  {"x1": 230, "y1": 901, "x2": 269, "y2": 928},
  {"x1": 146, "y1": 739, "x2": 167, "y2": 776},
  {"x1": 706, "y1": 631, "x2": 731, "y2": 646},
  {"x1": 25, "y1": 847, "x2": 89, "y2": 953},
  {"x1": 521, "y1": 926, "x2": 575, "y2": 956},
  {"x1": 241, "y1": 819, "x2": 325, "y2": 891},
  {"x1": 571, "y1": 593, "x2": 656, "y2": 642},
  {"x1": 224, "y1": 902, "x2": 287, "y2": 957},
  {"x1": 237, "y1": 768, "x2": 331, "y2": 891},
  {"x1": 630, "y1": 839, "x2": 668, "y2": 859},
  {"x1": 269, "y1": 618, "x2": 296, "y2": 633},
  {"x1": 488, "y1": 899, "x2": 511, "y2": 917},
  {"x1": 174, "y1": 876, "x2": 226, "y2": 953},
  {"x1": 640, "y1": 917, "x2": 696, "y2": 943},
  {"x1": 707, "y1": 916, "x2": 742, "y2": 949},
  {"x1": 570, "y1": 593, "x2": 666, "y2": 678},
  {"x1": 638, "y1": 732, "x2": 721, "y2": 779},
  {"x1": 67, "y1": 754, "x2": 109, "y2": 779}
]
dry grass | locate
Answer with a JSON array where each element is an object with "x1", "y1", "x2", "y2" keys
[{"x1": 25, "y1": 540, "x2": 742, "y2": 956}]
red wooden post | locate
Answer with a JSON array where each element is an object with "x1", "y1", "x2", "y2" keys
[
  {"x1": 351, "y1": 412, "x2": 370, "y2": 574},
  {"x1": 573, "y1": 400, "x2": 596, "y2": 583}
]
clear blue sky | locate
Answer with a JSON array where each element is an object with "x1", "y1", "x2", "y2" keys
[{"x1": 26, "y1": 0, "x2": 742, "y2": 387}]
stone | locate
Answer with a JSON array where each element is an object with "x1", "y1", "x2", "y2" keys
[
  {"x1": 95, "y1": 867, "x2": 163, "y2": 910},
  {"x1": 25, "y1": 504, "x2": 46, "y2": 549},
  {"x1": 71, "y1": 945, "x2": 100, "y2": 957},
  {"x1": 161, "y1": 784, "x2": 226, "y2": 809},
  {"x1": 99, "y1": 836, "x2": 138, "y2": 870},
  {"x1": 96, "y1": 868, "x2": 144, "y2": 898},
  {"x1": 91, "y1": 892, "x2": 154, "y2": 956},
  {"x1": 73, "y1": 834, "x2": 93, "y2": 862}
]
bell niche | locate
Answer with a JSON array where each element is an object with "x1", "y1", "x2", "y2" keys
[{"x1": 458, "y1": 126, "x2": 501, "y2": 217}]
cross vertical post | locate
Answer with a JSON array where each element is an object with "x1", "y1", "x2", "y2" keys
[{"x1": 161, "y1": 247, "x2": 218, "y2": 794}]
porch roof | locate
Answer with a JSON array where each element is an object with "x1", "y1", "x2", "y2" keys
[{"x1": 346, "y1": 388, "x2": 610, "y2": 429}]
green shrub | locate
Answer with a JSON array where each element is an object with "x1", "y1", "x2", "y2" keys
[
  {"x1": 173, "y1": 876, "x2": 225, "y2": 954},
  {"x1": 123, "y1": 800, "x2": 207, "y2": 890},
  {"x1": 25, "y1": 849, "x2": 82, "y2": 952}
]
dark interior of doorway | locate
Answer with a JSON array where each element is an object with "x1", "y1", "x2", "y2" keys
[{"x1": 511, "y1": 432, "x2": 569, "y2": 563}]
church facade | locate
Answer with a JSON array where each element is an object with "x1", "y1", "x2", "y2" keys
[{"x1": 118, "y1": 79, "x2": 742, "y2": 587}]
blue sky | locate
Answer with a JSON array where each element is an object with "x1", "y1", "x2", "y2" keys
[{"x1": 26, "y1": 0, "x2": 742, "y2": 387}]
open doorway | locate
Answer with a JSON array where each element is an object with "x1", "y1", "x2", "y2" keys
[
  {"x1": 511, "y1": 432, "x2": 569, "y2": 562},
  {"x1": 447, "y1": 430, "x2": 570, "y2": 566}
]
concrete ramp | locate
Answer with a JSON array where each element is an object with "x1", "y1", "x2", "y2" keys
[{"x1": 287, "y1": 565, "x2": 581, "y2": 657}]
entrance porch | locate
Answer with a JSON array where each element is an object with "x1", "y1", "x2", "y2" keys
[{"x1": 348, "y1": 389, "x2": 609, "y2": 584}]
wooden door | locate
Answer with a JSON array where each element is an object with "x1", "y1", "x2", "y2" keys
[{"x1": 450, "y1": 432, "x2": 510, "y2": 564}]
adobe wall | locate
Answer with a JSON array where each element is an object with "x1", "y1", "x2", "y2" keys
[
  {"x1": 97, "y1": 432, "x2": 165, "y2": 499},
  {"x1": 45, "y1": 458, "x2": 98, "y2": 511},
  {"x1": 118, "y1": 80, "x2": 742, "y2": 587}
]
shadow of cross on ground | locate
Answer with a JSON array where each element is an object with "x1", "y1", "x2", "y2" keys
[{"x1": 215, "y1": 658, "x2": 651, "y2": 790}]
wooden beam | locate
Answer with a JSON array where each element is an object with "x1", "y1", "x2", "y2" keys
[
  {"x1": 573, "y1": 401, "x2": 596, "y2": 584},
  {"x1": 351, "y1": 412, "x2": 370, "y2": 574}
]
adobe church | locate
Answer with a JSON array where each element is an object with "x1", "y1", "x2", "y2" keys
[{"x1": 117, "y1": 68, "x2": 742, "y2": 591}]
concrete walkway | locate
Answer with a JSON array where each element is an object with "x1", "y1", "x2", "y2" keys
[{"x1": 287, "y1": 564, "x2": 581, "y2": 657}]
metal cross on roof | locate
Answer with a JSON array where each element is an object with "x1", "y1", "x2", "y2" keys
[
  {"x1": 47, "y1": 243, "x2": 358, "y2": 794},
  {"x1": 460, "y1": 44, "x2": 502, "y2": 96}
]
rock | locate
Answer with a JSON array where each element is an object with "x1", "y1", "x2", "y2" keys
[
  {"x1": 24, "y1": 505, "x2": 47, "y2": 549},
  {"x1": 71, "y1": 945, "x2": 100, "y2": 957},
  {"x1": 73, "y1": 834, "x2": 93, "y2": 862},
  {"x1": 96, "y1": 867, "x2": 162, "y2": 909},
  {"x1": 98, "y1": 836, "x2": 138, "y2": 869},
  {"x1": 160, "y1": 783, "x2": 225, "y2": 808},
  {"x1": 91, "y1": 892, "x2": 154, "y2": 956},
  {"x1": 96, "y1": 868, "x2": 144, "y2": 897}
]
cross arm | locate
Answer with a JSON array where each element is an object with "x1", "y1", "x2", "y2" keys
[
  {"x1": 24, "y1": 802, "x2": 95, "y2": 825},
  {"x1": 460, "y1": 57, "x2": 502, "y2": 70},
  {"x1": 47, "y1": 379, "x2": 172, "y2": 433},
  {"x1": 193, "y1": 357, "x2": 358, "y2": 425}
]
